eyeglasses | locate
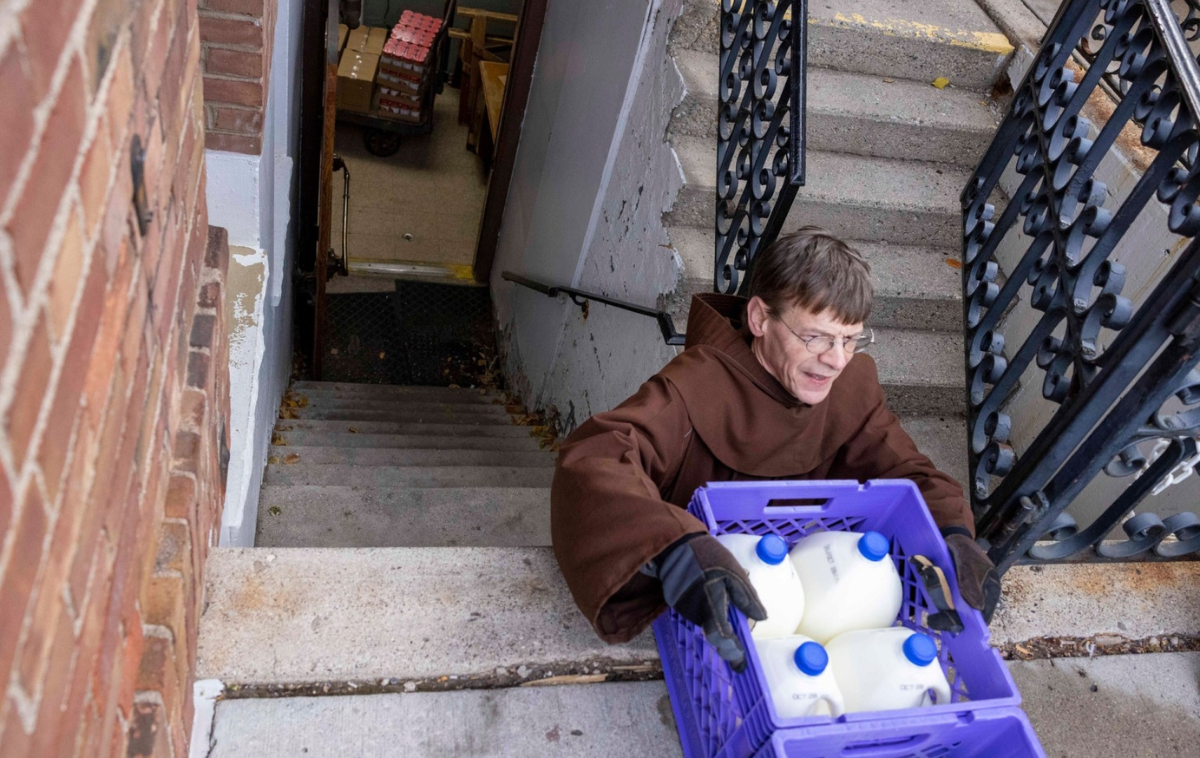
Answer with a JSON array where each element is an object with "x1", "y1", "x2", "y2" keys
[{"x1": 778, "y1": 319, "x2": 874, "y2": 355}]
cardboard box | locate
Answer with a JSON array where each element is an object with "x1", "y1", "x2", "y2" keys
[
  {"x1": 338, "y1": 23, "x2": 348, "y2": 52},
  {"x1": 366, "y1": 27, "x2": 389, "y2": 55},
  {"x1": 337, "y1": 51, "x2": 379, "y2": 113},
  {"x1": 345, "y1": 25, "x2": 370, "y2": 53}
]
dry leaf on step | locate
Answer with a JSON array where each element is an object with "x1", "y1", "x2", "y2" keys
[
  {"x1": 945, "y1": 259, "x2": 962, "y2": 269},
  {"x1": 932, "y1": 77, "x2": 950, "y2": 89},
  {"x1": 283, "y1": 453, "x2": 301, "y2": 464}
]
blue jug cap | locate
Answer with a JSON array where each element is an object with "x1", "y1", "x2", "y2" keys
[
  {"x1": 857, "y1": 531, "x2": 890, "y2": 561},
  {"x1": 755, "y1": 534, "x2": 788, "y2": 565},
  {"x1": 793, "y1": 642, "x2": 829, "y2": 676},
  {"x1": 903, "y1": 633, "x2": 939, "y2": 667}
]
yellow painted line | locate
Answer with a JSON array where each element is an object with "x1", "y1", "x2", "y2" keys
[
  {"x1": 347, "y1": 258, "x2": 478, "y2": 283},
  {"x1": 709, "y1": 2, "x2": 1013, "y2": 56},
  {"x1": 829, "y1": 13, "x2": 1013, "y2": 54}
]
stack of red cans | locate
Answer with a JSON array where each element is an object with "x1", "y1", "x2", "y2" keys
[{"x1": 375, "y1": 11, "x2": 443, "y2": 122}]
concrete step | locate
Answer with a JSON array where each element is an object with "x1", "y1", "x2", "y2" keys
[
  {"x1": 668, "y1": 226, "x2": 962, "y2": 331},
  {"x1": 672, "y1": 51, "x2": 999, "y2": 166},
  {"x1": 668, "y1": 138, "x2": 972, "y2": 247},
  {"x1": 867, "y1": 328, "x2": 965, "y2": 416},
  {"x1": 268, "y1": 446, "x2": 555, "y2": 467},
  {"x1": 278, "y1": 408, "x2": 524, "y2": 424},
  {"x1": 900, "y1": 415, "x2": 969, "y2": 491},
  {"x1": 255, "y1": 487, "x2": 551, "y2": 548},
  {"x1": 208, "y1": 682, "x2": 682, "y2": 758},
  {"x1": 198, "y1": 546, "x2": 1200, "y2": 706},
  {"x1": 281, "y1": 398, "x2": 514, "y2": 419},
  {"x1": 196, "y1": 547, "x2": 659, "y2": 686},
  {"x1": 206, "y1": 653, "x2": 1200, "y2": 758},
  {"x1": 290, "y1": 389, "x2": 504, "y2": 406},
  {"x1": 263, "y1": 464, "x2": 555, "y2": 488},
  {"x1": 272, "y1": 430, "x2": 546, "y2": 451},
  {"x1": 274, "y1": 419, "x2": 535, "y2": 438},
  {"x1": 198, "y1": 545, "x2": 1200, "y2": 682},
  {"x1": 674, "y1": 0, "x2": 1012, "y2": 90},
  {"x1": 1012, "y1": 652, "x2": 1200, "y2": 758},
  {"x1": 291, "y1": 381, "x2": 504, "y2": 403}
]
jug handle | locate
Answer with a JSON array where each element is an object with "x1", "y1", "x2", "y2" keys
[
  {"x1": 822, "y1": 692, "x2": 846, "y2": 718},
  {"x1": 926, "y1": 679, "x2": 952, "y2": 707}
]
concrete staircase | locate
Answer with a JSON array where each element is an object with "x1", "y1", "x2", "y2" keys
[
  {"x1": 667, "y1": 0, "x2": 1017, "y2": 487},
  {"x1": 194, "y1": 376, "x2": 1200, "y2": 754},
  {"x1": 258, "y1": 382, "x2": 554, "y2": 548}
]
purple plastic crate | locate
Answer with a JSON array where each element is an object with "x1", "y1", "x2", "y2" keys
[
  {"x1": 652, "y1": 480, "x2": 1044, "y2": 758},
  {"x1": 753, "y1": 708, "x2": 1043, "y2": 758}
]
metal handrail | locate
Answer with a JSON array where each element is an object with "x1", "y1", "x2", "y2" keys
[{"x1": 501, "y1": 271, "x2": 686, "y2": 345}]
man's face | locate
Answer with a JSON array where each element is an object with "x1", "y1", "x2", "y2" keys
[{"x1": 746, "y1": 297, "x2": 866, "y2": 405}]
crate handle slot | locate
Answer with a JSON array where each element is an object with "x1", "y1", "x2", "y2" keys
[
  {"x1": 765, "y1": 497, "x2": 830, "y2": 509},
  {"x1": 839, "y1": 733, "x2": 929, "y2": 756}
]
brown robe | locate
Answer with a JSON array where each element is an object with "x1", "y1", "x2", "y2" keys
[{"x1": 550, "y1": 293, "x2": 973, "y2": 643}]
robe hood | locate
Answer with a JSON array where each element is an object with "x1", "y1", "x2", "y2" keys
[{"x1": 661, "y1": 293, "x2": 875, "y2": 478}]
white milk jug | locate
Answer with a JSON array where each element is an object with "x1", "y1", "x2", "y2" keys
[
  {"x1": 789, "y1": 530, "x2": 903, "y2": 643},
  {"x1": 826, "y1": 628, "x2": 952, "y2": 713},
  {"x1": 754, "y1": 636, "x2": 845, "y2": 719},
  {"x1": 716, "y1": 533, "x2": 806, "y2": 639}
]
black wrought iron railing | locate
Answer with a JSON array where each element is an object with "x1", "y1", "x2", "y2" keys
[
  {"x1": 501, "y1": 272, "x2": 686, "y2": 345},
  {"x1": 715, "y1": 0, "x2": 807, "y2": 295},
  {"x1": 963, "y1": 0, "x2": 1200, "y2": 570}
]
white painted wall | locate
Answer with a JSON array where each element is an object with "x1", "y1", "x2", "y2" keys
[
  {"x1": 205, "y1": 0, "x2": 303, "y2": 547},
  {"x1": 491, "y1": 0, "x2": 685, "y2": 425}
]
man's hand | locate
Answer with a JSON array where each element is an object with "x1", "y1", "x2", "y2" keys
[
  {"x1": 653, "y1": 534, "x2": 767, "y2": 672},
  {"x1": 942, "y1": 531, "x2": 1001, "y2": 624}
]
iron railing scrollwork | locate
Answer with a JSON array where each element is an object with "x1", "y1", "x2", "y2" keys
[
  {"x1": 963, "y1": 0, "x2": 1200, "y2": 571},
  {"x1": 715, "y1": 0, "x2": 807, "y2": 295}
]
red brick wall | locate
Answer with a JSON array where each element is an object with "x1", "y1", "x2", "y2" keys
[
  {"x1": 199, "y1": 0, "x2": 278, "y2": 153},
  {"x1": 0, "y1": 0, "x2": 231, "y2": 755}
]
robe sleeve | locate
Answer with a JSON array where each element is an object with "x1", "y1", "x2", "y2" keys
[
  {"x1": 829, "y1": 359, "x2": 975, "y2": 536},
  {"x1": 551, "y1": 375, "x2": 709, "y2": 643}
]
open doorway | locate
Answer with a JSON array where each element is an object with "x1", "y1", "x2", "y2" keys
[{"x1": 293, "y1": 0, "x2": 544, "y2": 382}]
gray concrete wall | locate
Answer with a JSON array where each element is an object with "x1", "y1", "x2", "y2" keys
[{"x1": 491, "y1": 0, "x2": 684, "y2": 426}]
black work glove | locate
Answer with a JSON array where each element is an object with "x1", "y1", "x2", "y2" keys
[
  {"x1": 941, "y1": 529, "x2": 1002, "y2": 625},
  {"x1": 650, "y1": 533, "x2": 768, "y2": 672}
]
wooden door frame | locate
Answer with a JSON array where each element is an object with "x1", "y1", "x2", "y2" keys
[{"x1": 471, "y1": 0, "x2": 549, "y2": 284}]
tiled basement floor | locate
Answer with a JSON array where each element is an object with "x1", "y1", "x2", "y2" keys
[{"x1": 330, "y1": 89, "x2": 488, "y2": 269}]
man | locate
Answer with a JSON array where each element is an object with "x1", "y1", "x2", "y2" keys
[{"x1": 551, "y1": 227, "x2": 1000, "y2": 671}]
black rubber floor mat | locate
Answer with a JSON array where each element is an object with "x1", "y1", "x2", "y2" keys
[
  {"x1": 320, "y1": 282, "x2": 497, "y2": 387},
  {"x1": 322, "y1": 292, "x2": 411, "y2": 385},
  {"x1": 393, "y1": 281, "x2": 494, "y2": 386}
]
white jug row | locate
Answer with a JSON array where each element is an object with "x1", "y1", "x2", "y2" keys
[{"x1": 717, "y1": 531, "x2": 952, "y2": 717}]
